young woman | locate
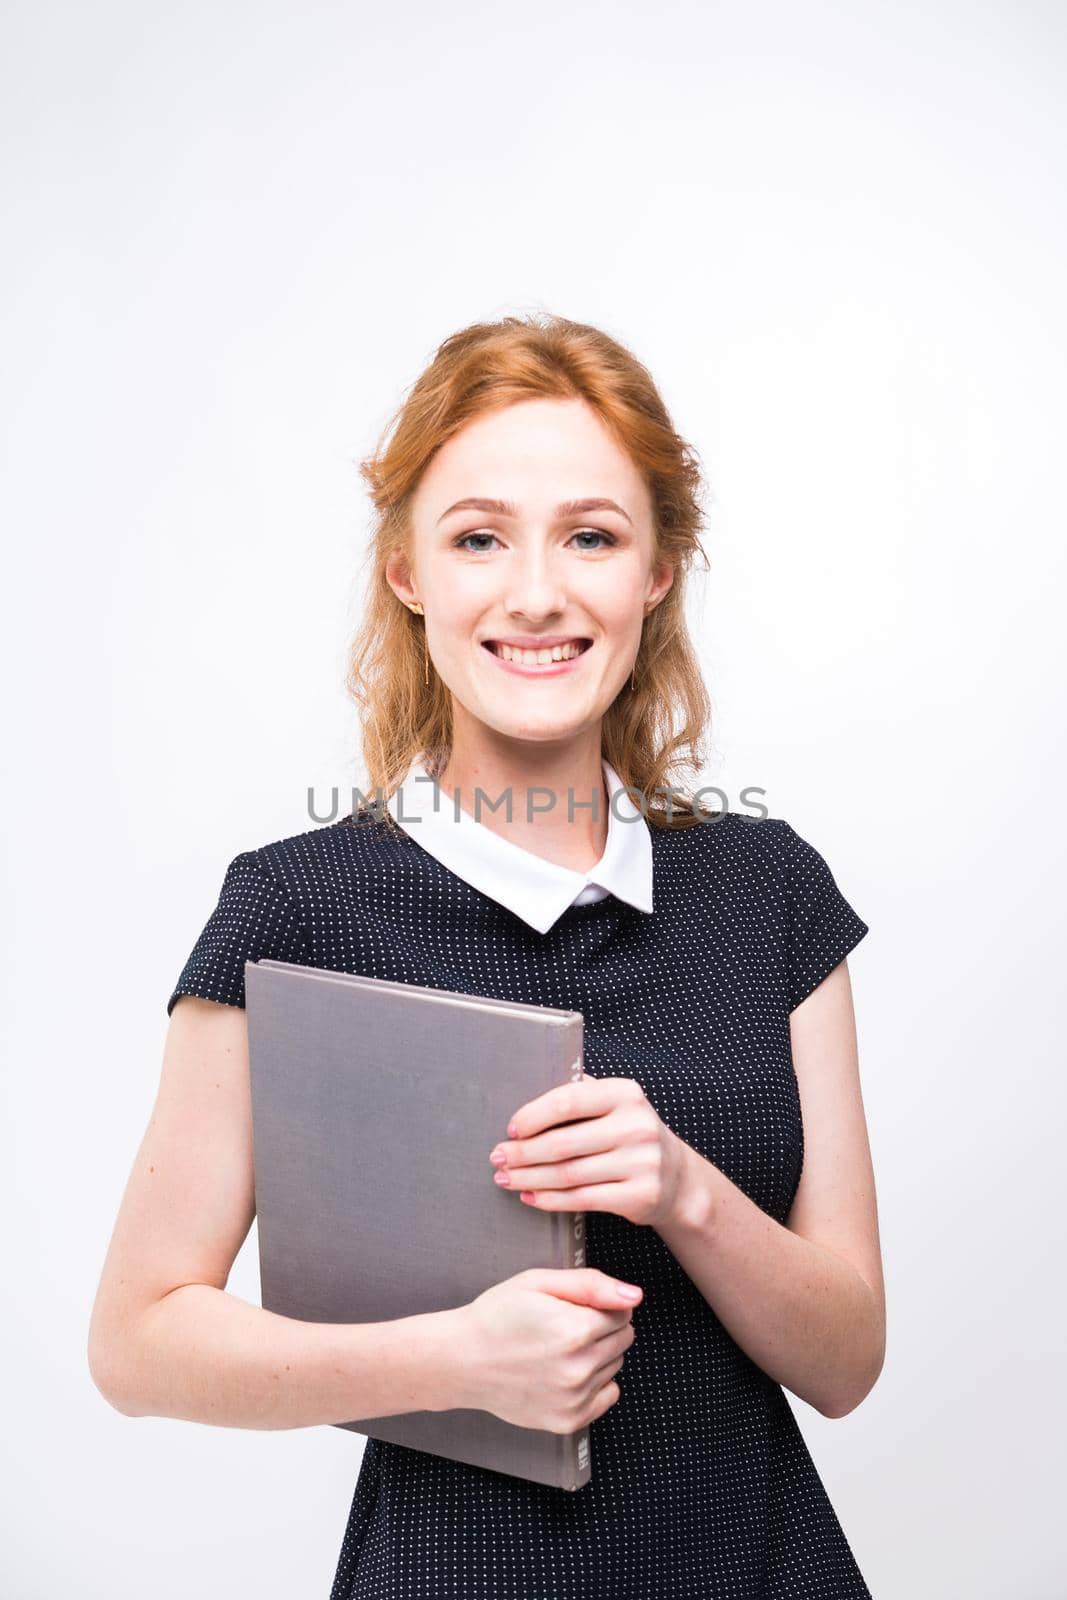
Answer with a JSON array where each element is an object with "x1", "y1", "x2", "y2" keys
[{"x1": 88, "y1": 314, "x2": 883, "y2": 1598}]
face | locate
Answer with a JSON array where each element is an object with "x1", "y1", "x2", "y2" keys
[{"x1": 386, "y1": 397, "x2": 674, "y2": 748}]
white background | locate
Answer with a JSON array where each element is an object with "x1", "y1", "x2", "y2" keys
[{"x1": 3, "y1": 1, "x2": 1065, "y2": 1595}]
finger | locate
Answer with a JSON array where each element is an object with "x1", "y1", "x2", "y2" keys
[
  {"x1": 584, "y1": 1348, "x2": 627, "y2": 1402},
  {"x1": 523, "y1": 1267, "x2": 642, "y2": 1309},
  {"x1": 498, "y1": 1151, "x2": 624, "y2": 1191},
  {"x1": 505, "y1": 1076, "x2": 624, "y2": 1140},
  {"x1": 518, "y1": 1181, "x2": 631, "y2": 1210},
  {"x1": 494, "y1": 1108, "x2": 625, "y2": 1170}
]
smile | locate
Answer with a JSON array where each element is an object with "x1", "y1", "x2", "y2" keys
[{"x1": 481, "y1": 638, "x2": 593, "y2": 675}]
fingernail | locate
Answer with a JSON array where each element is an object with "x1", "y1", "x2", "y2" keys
[
  {"x1": 618, "y1": 1285, "x2": 641, "y2": 1300},
  {"x1": 490, "y1": 1149, "x2": 506, "y2": 1166}
]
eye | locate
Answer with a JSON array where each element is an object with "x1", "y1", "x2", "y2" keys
[
  {"x1": 451, "y1": 528, "x2": 618, "y2": 554},
  {"x1": 570, "y1": 527, "x2": 617, "y2": 551},
  {"x1": 453, "y1": 531, "x2": 499, "y2": 553}
]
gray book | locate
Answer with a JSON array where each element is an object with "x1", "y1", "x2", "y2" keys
[{"x1": 243, "y1": 958, "x2": 592, "y2": 1491}]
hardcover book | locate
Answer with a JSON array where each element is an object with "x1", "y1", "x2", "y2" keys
[{"x1": 243, "y1": 958, "x2": 591, "y2": 1490}]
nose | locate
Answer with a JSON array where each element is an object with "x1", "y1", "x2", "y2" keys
[{"x1": 502, "y1": 547, "x2": 568, "y2": 621}]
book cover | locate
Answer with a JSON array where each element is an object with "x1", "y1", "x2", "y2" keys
[{"x1": 244, "y1": 958, "x2": 591, "y2": 1490}]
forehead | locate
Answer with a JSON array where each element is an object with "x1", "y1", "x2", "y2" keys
[{"x1": 413, "y1": 397, "x2": 651, "y2": 519}]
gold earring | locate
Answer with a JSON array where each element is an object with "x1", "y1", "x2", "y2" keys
[
  {"x1": 407, "y1": 602, "x2": 428, "y2": 684},
  {"x1": 632, "y1": 603, "x2": 650, "y2": 692}
]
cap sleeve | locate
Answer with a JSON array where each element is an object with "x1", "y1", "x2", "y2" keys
[
  {"x1": 782, "y1": 821, "x2": 869, "y2": 1011},
  {"x1": 166, "y1": 850, "x2": 310, "y2": 1018}
]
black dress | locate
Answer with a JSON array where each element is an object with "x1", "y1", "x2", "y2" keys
[{"x1": 167, "y1": 807, "x2": 873, "y2": 1599}]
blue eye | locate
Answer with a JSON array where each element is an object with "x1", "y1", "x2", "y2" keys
[
  {"x1": 454, "y1": 531, "x2": 498, "y2": 553},
  {"x1": 453, "y1": 528, "x2": 617, "y2": 553}
]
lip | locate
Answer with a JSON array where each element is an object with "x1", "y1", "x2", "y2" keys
[
  {"x1": 481, "y1": 638, "x2": 593, "y2": 677},
  {"x1": 484, "y1": 635, "x2": 591, "y2": 650}
]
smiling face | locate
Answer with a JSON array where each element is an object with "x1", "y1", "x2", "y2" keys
[{"x1": 386, "y1": 397, "x2": 674, "y2": 749}]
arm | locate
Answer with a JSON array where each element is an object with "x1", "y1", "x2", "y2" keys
[
  {"x1": 87, "y1": 997, "x2": 465, "y2": 1429},
  {"x1": 653, "y1": 960, "x2": 885, "y2": 1419}
]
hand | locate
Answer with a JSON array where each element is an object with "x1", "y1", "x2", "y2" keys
[
  {"x1": 452, "y1": 1266, "x2": 639, "y2": 1433},
  {"x1": 489, "y1": 1073, "x2": 690, "y2": 1228}
]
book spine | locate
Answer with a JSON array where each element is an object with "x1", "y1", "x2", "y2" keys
[{"x1": 558, "y1": 1022, "x2": 591, "y2": 1490}]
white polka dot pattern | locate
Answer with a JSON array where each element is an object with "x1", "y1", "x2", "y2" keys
[{"x1": 167, "y1": 810, "x2": 871, "y2": 1597}]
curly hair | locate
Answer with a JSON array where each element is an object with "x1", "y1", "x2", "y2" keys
[{"x1": 345, "y1": 312, "x2": 716, "y2": 835}]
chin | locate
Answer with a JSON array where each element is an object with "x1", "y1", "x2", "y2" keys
[{"x1": 474, "y1": 704, "x2": 592, "y2": 743}]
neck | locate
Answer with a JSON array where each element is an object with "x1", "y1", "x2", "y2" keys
[{"x1": 435, "y1": 729, "x2": 609, "y2": 874}]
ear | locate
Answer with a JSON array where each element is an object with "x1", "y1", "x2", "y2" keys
[
  {"x1": 385, "y1": 550, "x2": 420, "y2": 610},
  {"x1": 644, "y1": 556, "x2": 675, "y2": 612}
]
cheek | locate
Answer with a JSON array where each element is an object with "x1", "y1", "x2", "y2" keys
[
  {"x1": 455, "y1": 564, "x2": 499, "y2": 606},
  {"x1": 427, "y1": 572, "x2": 489, "y2": 638},
  {"x1": 589, "y1": 552, "x2": 649, "y2": 602},
  {"x1": 589, "y1": 574, "x2": 648, "y2": 627}
]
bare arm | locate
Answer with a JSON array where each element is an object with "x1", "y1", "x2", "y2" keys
[
  {"x1": 87, "y1": 996, "x2": 464, "y2": 1429},
  {"x1": 653, "y1": 960, "x2": 885, "y2": 1419}
]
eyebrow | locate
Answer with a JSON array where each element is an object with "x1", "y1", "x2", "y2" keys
[{"x1": 436, "y1": 496, "x2": 633, "y2": 527}]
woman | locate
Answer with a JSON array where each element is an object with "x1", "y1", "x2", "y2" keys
[{"x1": 88, "y1": 313, "x2": 884, "y2": 1598}]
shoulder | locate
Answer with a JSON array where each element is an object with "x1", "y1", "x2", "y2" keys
[
  {"x1": 641, "y1": 811, "x2": 803, "y2": 935},
  {"x1": 651, "y1": 806, "x2": 797, "y2": 884},
  {"x1": 678, "y1": 810, "x2": 857, "y2": 902},
  {"x1": 233, "y1": 808, "x2": 405, "y2": 904}
]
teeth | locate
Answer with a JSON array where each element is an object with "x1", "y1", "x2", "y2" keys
[{"x1": 491, "y1": 640, "x2": 586, "y2": 664}]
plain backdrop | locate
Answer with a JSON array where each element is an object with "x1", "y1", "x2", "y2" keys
[{"x1": 3, "y1": 1, "x2": 1065, "y2": 1595}]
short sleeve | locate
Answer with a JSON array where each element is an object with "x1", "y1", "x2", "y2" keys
[
  {"x1": 781, "y1": 821, "x2": 869, "y2": 1011},
  {"x1": 166, "y1": 850, "x2": 310, "y2": 1018}
]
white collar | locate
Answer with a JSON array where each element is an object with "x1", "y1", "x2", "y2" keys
[{"x1": 385, "y1": 755, "x2": 654, "y2": 934}]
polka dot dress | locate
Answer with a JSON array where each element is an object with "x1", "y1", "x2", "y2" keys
[{"x1": 167, "y1": 808, "x2": 872, "y2": 1598}]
